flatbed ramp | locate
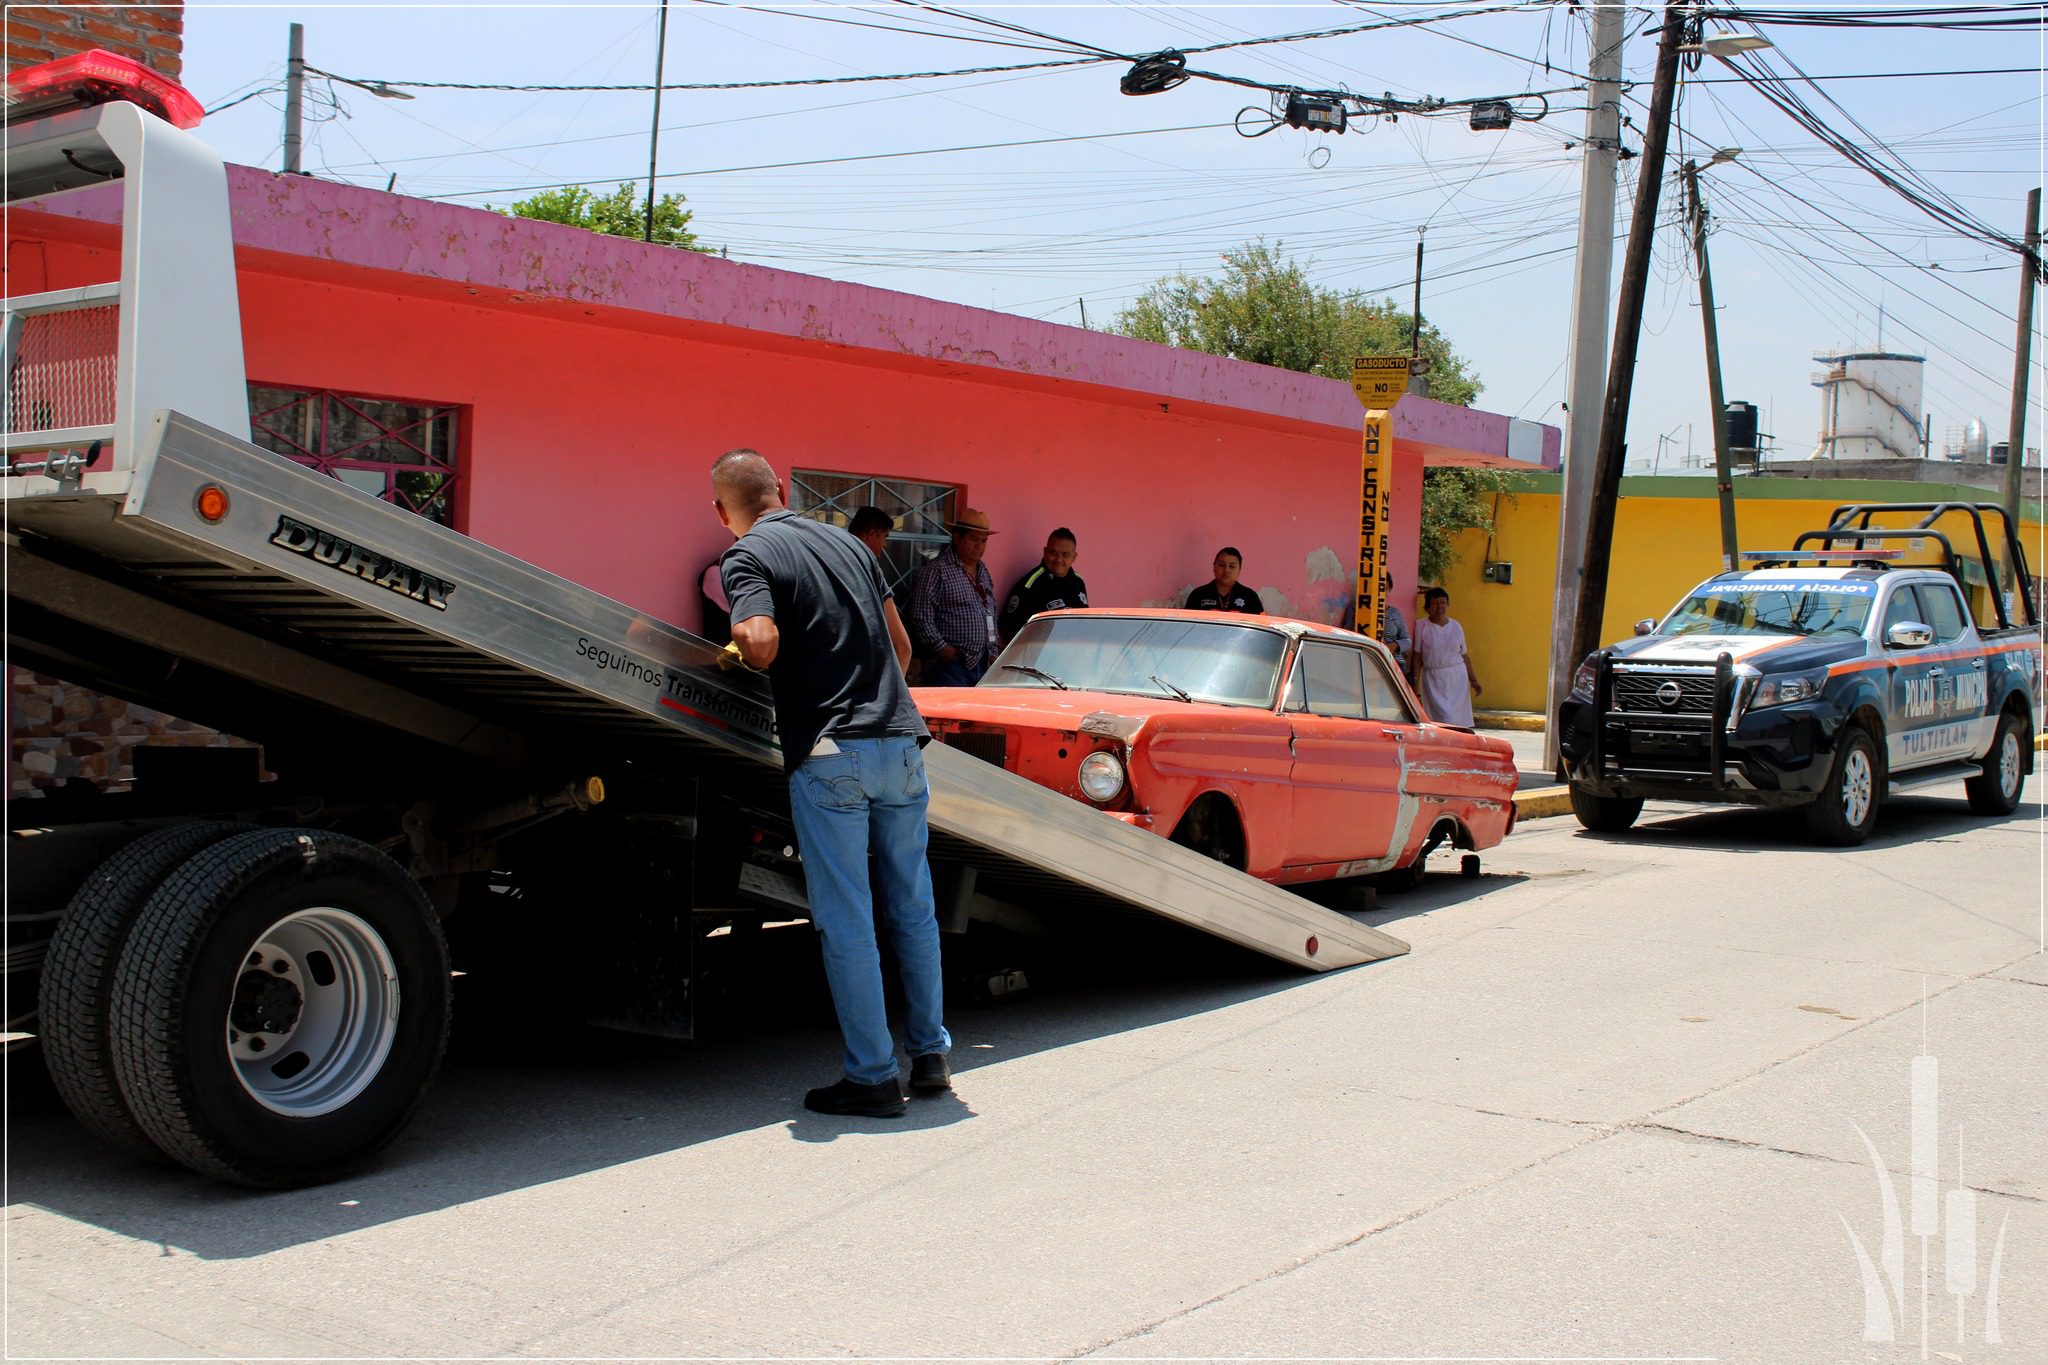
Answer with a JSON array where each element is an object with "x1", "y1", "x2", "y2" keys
[{"x1": 9, "y1": 413, "x2": 1407, "y2": 971}]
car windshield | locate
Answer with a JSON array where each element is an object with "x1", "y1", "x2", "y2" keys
[
  {"x1": 1662, "y1": 580, "x2": 1875, "y2": 639},
  {"x1": 987, "y1": 616, "x2": 1288, "y2": 707}
]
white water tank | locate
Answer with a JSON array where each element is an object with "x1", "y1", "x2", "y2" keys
[{"x1": 1963, "y1": 418, "x2": 1989, "y2": 463}]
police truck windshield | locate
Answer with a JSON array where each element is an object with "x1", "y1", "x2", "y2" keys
[
  {"x1": 989, "y1": 616, "x2": 1288, "y2": 707},
  {"x1": 1662, "y1": 581, "x2": 1875, "y2": 639}
]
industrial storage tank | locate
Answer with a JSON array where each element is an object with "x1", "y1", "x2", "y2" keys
[{"x1": 1963, "y1": 417, "x2": 1989, "y2": 463}]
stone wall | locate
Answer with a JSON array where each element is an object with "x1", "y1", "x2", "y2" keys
[
  {"x1": 10, "y1": 669, "x2": 255, "y2": 799},
  {"x1": 3, "y1": 4, "x2": 186, "y2": 79}
]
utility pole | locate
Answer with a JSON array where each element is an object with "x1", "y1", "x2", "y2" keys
[
  {"x1": 1542, "y1": 0, "x2": 1624, "y2": 771},
  {"x1": 1409, "y1": 230, "x2": 1429, "y2": 396},
  {"x1": 1684, "y1": 159, "x2": 1740, "y2": 570},
  {"x1": 1569, "y1": 3, "x2": 1689, "y2": 677},
  {"x1": 282, "y1": 22, "x2": 305, "y2": 175},
  {"x1": 2004, "y1": 187, "x2": 2041, "y2": 520},
  {"x1": 644, "y1": 0, "x2": 671, "y2": 243}
]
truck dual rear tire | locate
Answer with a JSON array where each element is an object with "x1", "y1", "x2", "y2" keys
[
  {"x1": 1804, "y1": 726, "x2": 1881, "y2": 846},
  {"x1": 40, "y1": 822, "x2": 251, "y2": 1157},
  {"x1": 107, "y1": 829, "x2": 451, "y2": 1188},
  {"x1": 1965, "y1": 711, "x2": 2029, "y2": 816},
  {"x1": 1568, "y1": 786, "x2": 1643, "y2": 833}
]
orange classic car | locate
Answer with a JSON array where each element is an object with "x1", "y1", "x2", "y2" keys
[{"x1": 915, "y1": 609, "x2": 1519, "y2": 886}]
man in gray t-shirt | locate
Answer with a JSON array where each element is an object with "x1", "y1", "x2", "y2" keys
[{"x1": 713, "y1": 449, "x2": 951, "y2": 1117}]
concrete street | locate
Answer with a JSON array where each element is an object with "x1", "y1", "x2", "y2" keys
[{"x1": 8, "y1": 781, "x2": 2044, "y2": 1363}]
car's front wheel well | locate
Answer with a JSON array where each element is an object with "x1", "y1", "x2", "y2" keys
[
  {"x1": 1169, "y1": 792, "x2": 1247, "y2": 872},
  {"x1": 1847, "y1": 703, "x2": 1888, "y2": 776}
]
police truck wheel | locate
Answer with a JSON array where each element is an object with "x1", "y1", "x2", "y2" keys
[
  {"x1": 1964, "y1": 711, "x2": 2028, "y2": 816},
  {"x1": 108, "y1": 829, "x2": 450, "y2": 1188},
  {"x1": 1804, "y1": 726, "x2": 1881, "y2": 846},
  {"x1": 40, "y1": 822, "x2": 250, "y2": 1158},
  {"x1": 1569, "y1": 785, "x2": 1642, "y2": 833}
]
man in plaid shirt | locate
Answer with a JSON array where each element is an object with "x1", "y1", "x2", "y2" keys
[{"x1": 910, "y1": 508, "x2": 1001, "y2": 686}]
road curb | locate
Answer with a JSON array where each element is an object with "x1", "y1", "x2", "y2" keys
[
  {"x1": 1476, "y1": 710, "x2": 1546, "y2": 732},
  {"x1": 1515, "y1": 785, "x2": 1574, "y2": 820}
]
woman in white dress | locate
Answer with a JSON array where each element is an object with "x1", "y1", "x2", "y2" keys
[{"x1": 1411, "y1": 587, "x2": 1481, "y2": 727}]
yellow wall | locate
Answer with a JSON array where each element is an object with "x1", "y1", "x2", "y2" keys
[{"x1": 1432, "y1": 477, "x2": 2046, "y2": 714}]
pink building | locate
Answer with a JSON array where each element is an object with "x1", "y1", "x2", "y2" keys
[{"x1": 8, "y1": 167, "x2": 1556, "y2": 643}]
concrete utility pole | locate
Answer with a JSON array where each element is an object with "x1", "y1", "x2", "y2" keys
[
  {"x1": 1569, "y1": 2, "x2": 1689, "y2": 678},
  {"x1": 282, "y1": 22, "x2": 305, "y2": 176},
  {"x1": 644, "y1": 0, "x2": 671, "y2": 243},
  {"x1": 1684, "y1": 158, "x2": 1740, "y2": 570},
  {"x1": 1541, "y1": 0, "x2": 1625, "y2": 772},
  {"x1": 2004, "y1": 187, "x2": 2041, "y2": 520}
]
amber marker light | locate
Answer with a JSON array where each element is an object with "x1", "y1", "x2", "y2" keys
[{"x1": 195, "y1": 486, "x2": 230, "y2": 522}]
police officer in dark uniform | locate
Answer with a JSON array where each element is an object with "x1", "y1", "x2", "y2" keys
[
  {"x1": 1185, "y1": 546, "x2": 1264, "y2": 614},
  {"x1": 999, "y1": 526, "x2": 1088, "y2": 639}
]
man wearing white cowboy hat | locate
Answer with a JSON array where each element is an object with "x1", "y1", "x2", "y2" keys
[{"x1": 909, "y1": 507, "x2": 1001, "y2": 687}]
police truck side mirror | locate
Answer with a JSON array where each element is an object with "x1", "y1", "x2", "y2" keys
[
  {"x1": 1884, "y1": 621, "x2": 1933, "y2": 650},
  {"x1": 1632, "y1": 618, "x2": 1657, "y2": 637}
]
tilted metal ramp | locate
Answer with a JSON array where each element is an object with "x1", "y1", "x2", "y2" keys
[{"x1": 5, "y1": 412, "x2": 1407, "y2": 971}]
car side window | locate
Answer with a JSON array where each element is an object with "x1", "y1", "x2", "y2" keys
[
  {"x1": 1297, "y1": 643, "x2": 1368, "y2": 720},
  {"x1": 1361, "y1": 650, "x2": 1416, "y2": 722},
  {"x1": 1918, "y1": 580, "x2": 1968, "y2": 643},
  {"x1": 1881, "y1": 587, "x2": 1924, "y2": 641}
]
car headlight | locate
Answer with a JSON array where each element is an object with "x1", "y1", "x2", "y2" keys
[
  {"x1": 1077, "y1": 749, "x2": 1126, "y2": 803},
  {"x1": 1752, "y1": 667, "x2": 1829, "y2": 709},
  {"x1": 1570, "y1": 655, "x2": 1599, "y2": 699}
]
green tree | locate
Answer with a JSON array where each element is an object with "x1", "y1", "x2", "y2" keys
[
  {"x1": 1416, "y1": 467, "x2": 1512, "y2": 586},
  {"x1": 1112, "y1": 240, "x2": 1482, "y2": 405},
  {"x1": 1111, "y1": 240, "x2": 1504, "y2": 581},
  {"x1": 499, "y1": 183, "x2": 705, "y2": 250}
]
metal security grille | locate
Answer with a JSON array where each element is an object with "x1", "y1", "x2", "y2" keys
[
  {"x1": 941, "y1": 730, "x2": 1008, "y2": 770},
  {"x1": 1611, "y1": 669, "x2": 1716, "y2": 715},
  {"x1": 789, "y1": 470, "x2": 957, "y2": 595},
  {"x1": 248, "y1": 386, "x2": 462, "y2": 527},
  {"x1": 5, "y1": 302, "x2": 118, "y2": 434}
]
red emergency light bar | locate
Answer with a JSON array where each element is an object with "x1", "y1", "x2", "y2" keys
[
  {"x1": 3, "y1": 50, "x2": 204, "y2": 130},
  {"x1": 1740, "y1": 549, "x2": 1905, "y2": 561}
]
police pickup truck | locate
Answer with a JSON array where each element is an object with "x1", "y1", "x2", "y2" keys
[{"x1": 1559, "y1": 502, "x2": 2042, "y2": 844}]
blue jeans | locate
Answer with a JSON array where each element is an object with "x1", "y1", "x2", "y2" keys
[
  {"x1": 922, "y1": 654, "x2": 988, "y2": 687},
  {"x1": 787, "y1": 736, "x2": 951, "y2": 1085}
]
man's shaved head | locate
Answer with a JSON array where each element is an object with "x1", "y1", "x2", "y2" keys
[{"x1": 711, "y1": 448, "x2": 782, "y2": 513}]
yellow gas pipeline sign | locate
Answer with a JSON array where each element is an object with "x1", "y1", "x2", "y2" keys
[{"x1": 1350, "y1": 357, "x2": 1407, "y2": 642}]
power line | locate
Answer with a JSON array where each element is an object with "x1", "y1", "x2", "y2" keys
[
  {"x1": 422, "y1": 122, "x2": 1240, "y2": 201},
  {"x1": 306, "y1": 8, "x2": 1528, "y2": 96},
  {"x1": 1724, "y1": 5, "x2": 2048, "y2": 31},
  {"x1": 1688, "y1": 66, "x2": 2046, "y2": 84}
]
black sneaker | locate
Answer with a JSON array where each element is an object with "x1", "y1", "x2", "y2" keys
[
  {"x1": 909, "y1": 1053, "x2": 952, "y2": 1093},
  {"x1": 804, "y1": 1076, "x2": 907, "y2": 1117}
]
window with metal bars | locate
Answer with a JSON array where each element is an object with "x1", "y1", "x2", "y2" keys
[
  {"x1": 788, "y1": 469, "x2": 958, "y2": 596},
  {"x1": 247, "y1": 385, "x2": 463, "y2": 527}
]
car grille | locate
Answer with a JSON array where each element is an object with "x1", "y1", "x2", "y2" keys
[
  {"x1": 941, "y1": 730, "x2": 1007, "y2": 769},
  {"x1": 1611, "y1": 668, "x2": 1716, "y2": 715}
]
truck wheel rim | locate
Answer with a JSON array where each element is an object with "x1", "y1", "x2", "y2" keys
[
  {"x1": 2000, "y1": 730, "x2": 2022, "y2": 797},
  {"x1": 226, "y1": 908, "x2": 399, "y2": 1118},
  {"x1": 1842, "y1": 749, "x2": 1873, "y2": 827}
]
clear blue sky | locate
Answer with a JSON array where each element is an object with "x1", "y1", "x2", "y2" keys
[{"x1": 178, "y1": 3, "x2": 2047, "y2": 470}]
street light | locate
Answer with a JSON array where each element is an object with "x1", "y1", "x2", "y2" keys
[
  {"x1": 1681, "y1": 32, "x2": 1774, "y2": 59},
  {"x1": 323, "y1": 71, "x2": 414, "y2": 101}
]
